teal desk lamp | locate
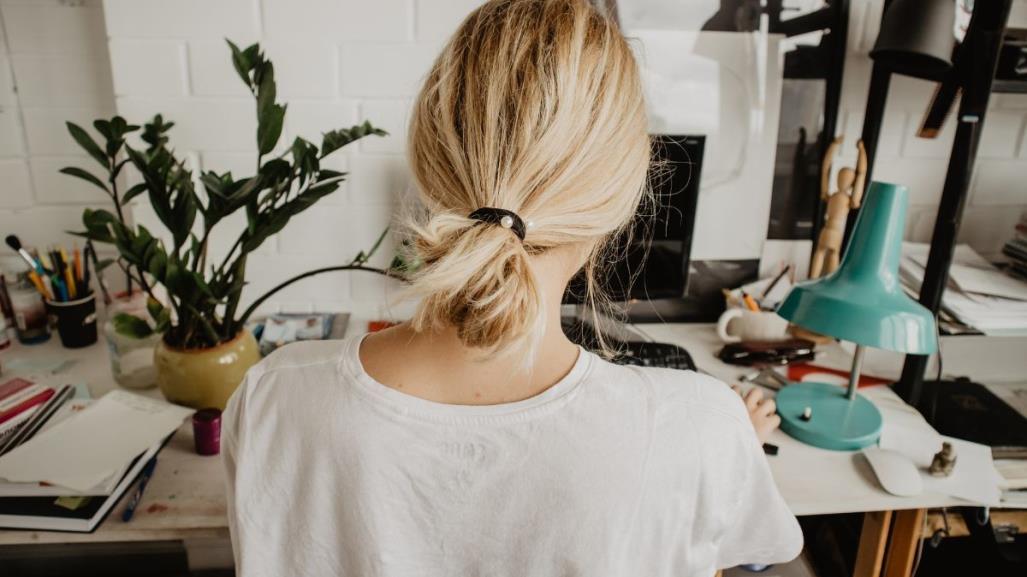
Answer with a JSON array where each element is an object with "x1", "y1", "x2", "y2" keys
[{"x1": 775, "y1": 182, "x2": 937, "y2": 451}]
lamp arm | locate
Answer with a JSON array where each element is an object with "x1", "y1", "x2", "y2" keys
[{"x1": 848, "y1": 344, "x2": 866, "y2": 401}]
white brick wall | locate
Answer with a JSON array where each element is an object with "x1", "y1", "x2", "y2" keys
[
  {"x1": 101, "y1": 0, "x2": 448, "y2": 316},
  {"x1": 5, "y1": 0, "x2": 1026, "y2": 318},
  {"x1": 0, "y1": 0, "x2": 118, "y2": 270}
]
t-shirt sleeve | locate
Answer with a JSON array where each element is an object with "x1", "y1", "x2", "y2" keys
[
  {"x1": 222, "y1": 367, "x2": 258, "y2": 574},
  {"x1": 714, "y1": 414, "x2": 804, "y2": 569}
]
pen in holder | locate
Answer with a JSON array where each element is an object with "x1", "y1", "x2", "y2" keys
[{"x1": 46, "y1": 292, "x2": 98, "y2": 348}]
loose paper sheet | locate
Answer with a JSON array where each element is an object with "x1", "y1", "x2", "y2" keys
[
  {"x1": 0, "y1": 390, "x2": 192, "y2": 491},
  {"x1": 872, "y1": 388, "x2": 1002, "y2": 506},
  {"x1": 923, "y1": 437, "x2": 1003, "y2": 507}
]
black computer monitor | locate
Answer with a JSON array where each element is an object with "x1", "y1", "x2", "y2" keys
[{"x1": 564, "y1": 134, "x2": 704, "y2": 318}]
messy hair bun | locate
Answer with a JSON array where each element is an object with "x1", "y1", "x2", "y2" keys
[{"x1": 405, "y1": 0, "x2": 650, "y2": 356}]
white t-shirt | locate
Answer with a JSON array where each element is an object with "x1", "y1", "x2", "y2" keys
[{"x1": 223, "y1": 336, "x2": 802, "y2": 577}]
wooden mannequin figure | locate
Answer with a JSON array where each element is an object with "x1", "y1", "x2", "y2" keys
[{"x1": 810, "y1": 137, "x2": 867, "y2": 279}]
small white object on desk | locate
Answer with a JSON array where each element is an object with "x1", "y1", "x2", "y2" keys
[{"x1": 862, "y1": 446, "x2": 923, "y2": 497}]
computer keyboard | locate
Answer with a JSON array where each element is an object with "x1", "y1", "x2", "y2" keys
[
  {"x1": 562, "y1": 318, "x2": 696, "y2": 372},
  {"x1": 614, "y1": 341, "x2": 696, "y2": 371}
]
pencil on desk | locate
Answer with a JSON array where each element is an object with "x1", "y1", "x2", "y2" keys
[{"x1": 742, "y1": 292, "x2": 760, "y2": 312}]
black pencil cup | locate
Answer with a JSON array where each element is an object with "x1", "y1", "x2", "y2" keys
[{"x1": 47, "y1": 293, "x2": 98, "y2": 348}]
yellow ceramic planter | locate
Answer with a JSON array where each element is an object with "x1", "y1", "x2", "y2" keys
[{"x1": 154, "y1": 331, "x2": 260, "y2": 409}]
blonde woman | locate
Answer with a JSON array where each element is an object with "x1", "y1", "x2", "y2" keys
[{"x1": 223, "y1": 1, "x2": 801, "y2": 575}]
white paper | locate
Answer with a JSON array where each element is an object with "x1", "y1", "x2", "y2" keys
[
  {"x1": 901, "y1": 242, "x2": 1027, "y2": 334},
  {"x1": 759, "y1": 239, "x2": 813, "y2": 282},
  {"x1": 922, "y1": 437, "x2": 1003, "y2": 507},
  {"x1": 0, "y1": 399, "x2": 131, "y2": 497},
  {"x1": 947, "y1": 263, "x2": 1027, "y2": 301},
  {"x1": 0, "y1": 390, "x2": 192, "y2": 491},
  {"x1": 995, "y1": 459, "x2": 1027, "y2": 490},
  {"x1": 874, "y1": 389, "x2": 944, "y2": 467},
  {"x1": 871, "y1": 389, "x2": 1002, "y2": 506}
]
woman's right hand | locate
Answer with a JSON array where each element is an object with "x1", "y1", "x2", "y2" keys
[{"x1": 731, "y1": 385, "x2": 780, "y2": 444}]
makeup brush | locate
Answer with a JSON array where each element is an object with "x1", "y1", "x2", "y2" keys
[{"x1": 4, "y1": 234, "x2": 46, "y2": 275}]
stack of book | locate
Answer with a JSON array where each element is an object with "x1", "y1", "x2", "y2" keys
[
  {"x1": 0, "y1": 378, "x2": 57, "y2": 446},
  {"x1": 0, "y1": 381, "x2": 191, "y2": 532},
  {"x1": 1002, "y1": 216, "x2": 1027, "y2": 281},
  {"x1": 900, "y1": 242, "x2": 1027, "y2": 335}
]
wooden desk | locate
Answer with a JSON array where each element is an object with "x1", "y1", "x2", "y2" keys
[{"x1": 0, "y1": 323, "x2": 1018, "y2": 576}]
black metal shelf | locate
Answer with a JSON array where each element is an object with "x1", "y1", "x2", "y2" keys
[{"x1": 993, "y1": 79, "x2": 1027, "y2": 94}]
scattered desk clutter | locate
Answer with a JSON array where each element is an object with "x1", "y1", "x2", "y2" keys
[
  {"x1": 901, "y1": 242, "x2": 1027, "y2": 335},
  {"x1": 0, "y1": 375, "x2": 191, "y2": 532},
  {"x1": 0, "y1": 0, "x2": 1025, "y2": 575},
  {"x1": 251, "y1": 312, "x2": 350, "y2": 356}
]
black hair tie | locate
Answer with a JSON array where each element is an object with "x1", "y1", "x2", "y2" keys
[{"x1": 468, "y1": 207, "x2": 527, "y2": 241}]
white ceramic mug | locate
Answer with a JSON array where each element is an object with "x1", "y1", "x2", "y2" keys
[{"x1": 716, "y1": 308, "x2": 791, "y2": 343}]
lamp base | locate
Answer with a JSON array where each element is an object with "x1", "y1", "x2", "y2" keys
[{"x1": 777, "y1": 382, "x2": 882, "y2": 451}]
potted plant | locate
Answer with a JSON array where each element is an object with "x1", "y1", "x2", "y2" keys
[{"x1": 62, "y1": 42, "x2": 393, "y2": 409}]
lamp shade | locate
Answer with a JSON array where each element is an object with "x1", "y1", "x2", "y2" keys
[
  {"x1": 777, "y1": 182, "x2": 937, "y2": 354},
  {"x1": 870, "y1": 0, "x2": 956, "y2": 81}
]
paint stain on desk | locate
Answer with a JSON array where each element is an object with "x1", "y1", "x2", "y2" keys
[{"x1": 146, "y1": 503, "x2": 170, "y2": 514}]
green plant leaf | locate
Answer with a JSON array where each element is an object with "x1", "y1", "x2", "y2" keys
[
  {"x1": 291, "y1": 137, "x2": 318, "y2": 183},
  {"x1": 141, "y1": 115, "x2": 174, "y2": 151},
  {"x1": 144, "y1": 241, "x2": 168, "y2": 280},
  {"x1": 77, "y1": 208, "x2": 118, "y2": 243},
  {"x1": 320, "y1": 121, "x2": 387, "y2": 157},
  {"x1": 110, "y1": 116, "x2": 140, "y2": 137},
  {"x1": 257, "y1": 103, "x2": 286, "y2": 155},
  {"x1": 146, "y1": 297, "x2": 163, "y2": 321},
  {"x1": 66, "y1": 122, "x2": 108, "y2": 168},
  {"x1": 122, "y1": 182, "x2": 148, "y2": 204},
  {"x1": 59, "y1": 167, "x2": 109, "y2": 193},
  {"x1": 112, "y1": 312, "x2": 154, "y2": 339},
  {"x1": 153, "y1": 307, "x2": 171, "y2": 333},
  {"x1": 93, "y1": 119, "x2": 113, "y2": 140},
  {"x1": 227, "y1": 40, "x2": 260, "y2": 90},
  {"x1": 96, "y1": 258, "x2": 115, "y2": 272},
  {"x1": 256, "y1": 60, "x2": 276, "y2": 114}
]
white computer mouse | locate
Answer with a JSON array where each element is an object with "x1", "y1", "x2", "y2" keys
[{"x1": 862, "y1": 446, "x2": 924, "y2": 497}]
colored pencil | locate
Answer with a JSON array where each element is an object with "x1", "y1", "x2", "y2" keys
[
  {"x1": 60, "y1": 247, "x2": 77, "y2": 299},
  {"x1": 27, "y1": 270, "x2": 52, "y2": 301},
  {"x1": 73, "y1": 246, "x2": 83, "y2": 288},
  {"x1": 742, "y1": 292, "x2": 760, "y2": 312}
]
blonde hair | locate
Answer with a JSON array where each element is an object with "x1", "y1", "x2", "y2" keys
[{"x1": 404, "y1": 0, "x2": 650, "y2": 356}]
